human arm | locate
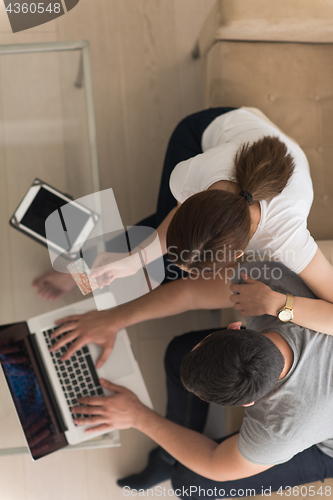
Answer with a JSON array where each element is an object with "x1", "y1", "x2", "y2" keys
[
  {"x1": 286, "y1": 248, "x2": 333, "y2": 334},
  {"x1": 90, "y1": 204, "x2": 180, "y2": 288},
  {"x1": 51, "y1": 266, "x2": 235, "y2": 366},
  {"x1": 230, "y1": 249, "x2": 333, "y2": 336},
  {"x1": 72, "y1": 379, "x2": 271, "y2": 481}
]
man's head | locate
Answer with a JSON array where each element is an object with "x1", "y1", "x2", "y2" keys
[{"x1": 180, "y1": 327, "x2": 285, "y2": 407}]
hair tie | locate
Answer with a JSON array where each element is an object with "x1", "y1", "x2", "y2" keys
[{"x1": 239, "y1": 190, "x2": 253, "y2": 206}]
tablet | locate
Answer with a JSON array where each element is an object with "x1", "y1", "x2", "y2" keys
[{"x1": 10, "y1": 179, "x2": 99, "y2": 258}]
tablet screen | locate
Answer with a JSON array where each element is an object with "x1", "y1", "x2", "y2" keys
[{"x1": 20, "y1": 187, "x2": 91, "y2": 249}]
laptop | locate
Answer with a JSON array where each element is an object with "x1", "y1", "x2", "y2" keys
[{"x1": 0, "y1": 292, "x2": 152, "y2": 460}]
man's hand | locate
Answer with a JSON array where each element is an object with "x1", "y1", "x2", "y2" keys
[
  {"x1": 50, "y1": 309, "x2": 124, "y2": 368},
  {"x1": 71, "y1": 379, "x2": 149, "y2": 432},
  {"x1": 229, "y1": 273, "x2": 285, "y2": 317}
]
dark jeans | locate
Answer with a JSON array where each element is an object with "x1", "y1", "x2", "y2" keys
[
  {"x1": 107, "y1": 107, "x2": 236, "y2": 284},
  {"x1": 164, "y1": 330, "x2": 333, "y2": 499}
]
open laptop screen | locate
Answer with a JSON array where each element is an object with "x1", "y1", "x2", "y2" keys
[{"x1": 0, "y1": 324, "x2": 67, "y2": 460}]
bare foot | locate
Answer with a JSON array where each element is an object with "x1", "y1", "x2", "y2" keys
[{"x1": 32, "y1": 270, "x2": 76, "y2": 301}]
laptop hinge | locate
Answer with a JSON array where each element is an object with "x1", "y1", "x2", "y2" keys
[{"x1": 29, "y1": 334, "x2": 68, "y2": 433}]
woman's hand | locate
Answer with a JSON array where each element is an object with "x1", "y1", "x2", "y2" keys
[
  {"x1": 71, "y1": 379, "x2": 149, "y2": 432},
  {"x1": 90, "y1": 251, "x2": 142, "y2": 289},
  {"x1": 229, "y1": 273, "x2": 285, "y2": 317},
  {"x1": 49, "y1": 308, "x2": 126, "y2": 368}
]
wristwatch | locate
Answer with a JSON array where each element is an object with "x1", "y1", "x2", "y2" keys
[{"x1": 277, "y1": 293, "x2": 294, "y2": 322}]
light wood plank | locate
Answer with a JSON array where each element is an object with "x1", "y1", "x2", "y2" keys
[
  {"x1": 24, "y1": 450, "x2": 88, "y2": 500},
  {"x1": 57, "y1": 0, "x2": 132, "y2": 223},
  {"x1": 0, "y1": 2, "x2": 217, "y2": 499},
  {"x1": 0, "y1": 455, "x2": 27, "y2": 500},
  {"x1": 0, "y1": 53, "x2": 16, "y2": 323},
  {"x1": 173, "y1": 0, "x2": 216, "y2": 114}
]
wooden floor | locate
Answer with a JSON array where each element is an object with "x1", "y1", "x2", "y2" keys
[{"x1": 0, "y1": 1, "x2": 219, "y2": 499}]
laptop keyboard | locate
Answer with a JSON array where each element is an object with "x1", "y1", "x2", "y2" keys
[{"x1": 43, "y1": 328, "x2": 104, "y2": 424}]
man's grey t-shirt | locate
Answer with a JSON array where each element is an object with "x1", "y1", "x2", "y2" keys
[{"x1": 232, "y1": 261, "x2": 333, "y2": 465}]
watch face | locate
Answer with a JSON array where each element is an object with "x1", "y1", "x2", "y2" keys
[{"x1": 278, "y1": 309, "x2": 294, "y2": 322}]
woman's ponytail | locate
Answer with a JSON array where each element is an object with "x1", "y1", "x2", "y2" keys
[
  {"x1": 166, "y1": 136, "x2": 295, "y2": 271},
  {"x1": 235, "y1": 136, "x2": 295, "y2": 201}
]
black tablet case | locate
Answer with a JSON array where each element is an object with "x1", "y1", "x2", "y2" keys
[{"x1": 9, "y1": 178, "x2": 97, "y2": 260}]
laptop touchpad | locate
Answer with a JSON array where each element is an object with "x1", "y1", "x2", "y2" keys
[{"x1": 102, "y1": 336, "x2": 135, "y2": 381}]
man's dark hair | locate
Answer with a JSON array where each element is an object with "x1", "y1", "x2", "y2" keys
[{"x1": 180, "y1": 329, "x2": 285, "y2": 406}]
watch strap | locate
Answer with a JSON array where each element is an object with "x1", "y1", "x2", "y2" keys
[{"x1": 285, "y1": 293, "x2": 294, "y2": 310}]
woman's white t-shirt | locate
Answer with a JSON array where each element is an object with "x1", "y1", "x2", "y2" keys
[{"x1": 169, "y1": 108, "x2": 317, "y2": 274}]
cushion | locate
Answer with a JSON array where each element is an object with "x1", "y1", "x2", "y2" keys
[
  {"x1": 199, "y1": 0, "x2": 333, "y2": 57},
  {"x1": 202, "y1": 40, "x2": 333, "y2": 241}
]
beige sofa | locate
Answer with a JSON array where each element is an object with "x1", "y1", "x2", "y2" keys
[
  {"x1": 197, "y1": 0, "x2": 333, "y2": 243},
  {"x1": 197, "y1": 1, "x2": 333, "y2": 494}
]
